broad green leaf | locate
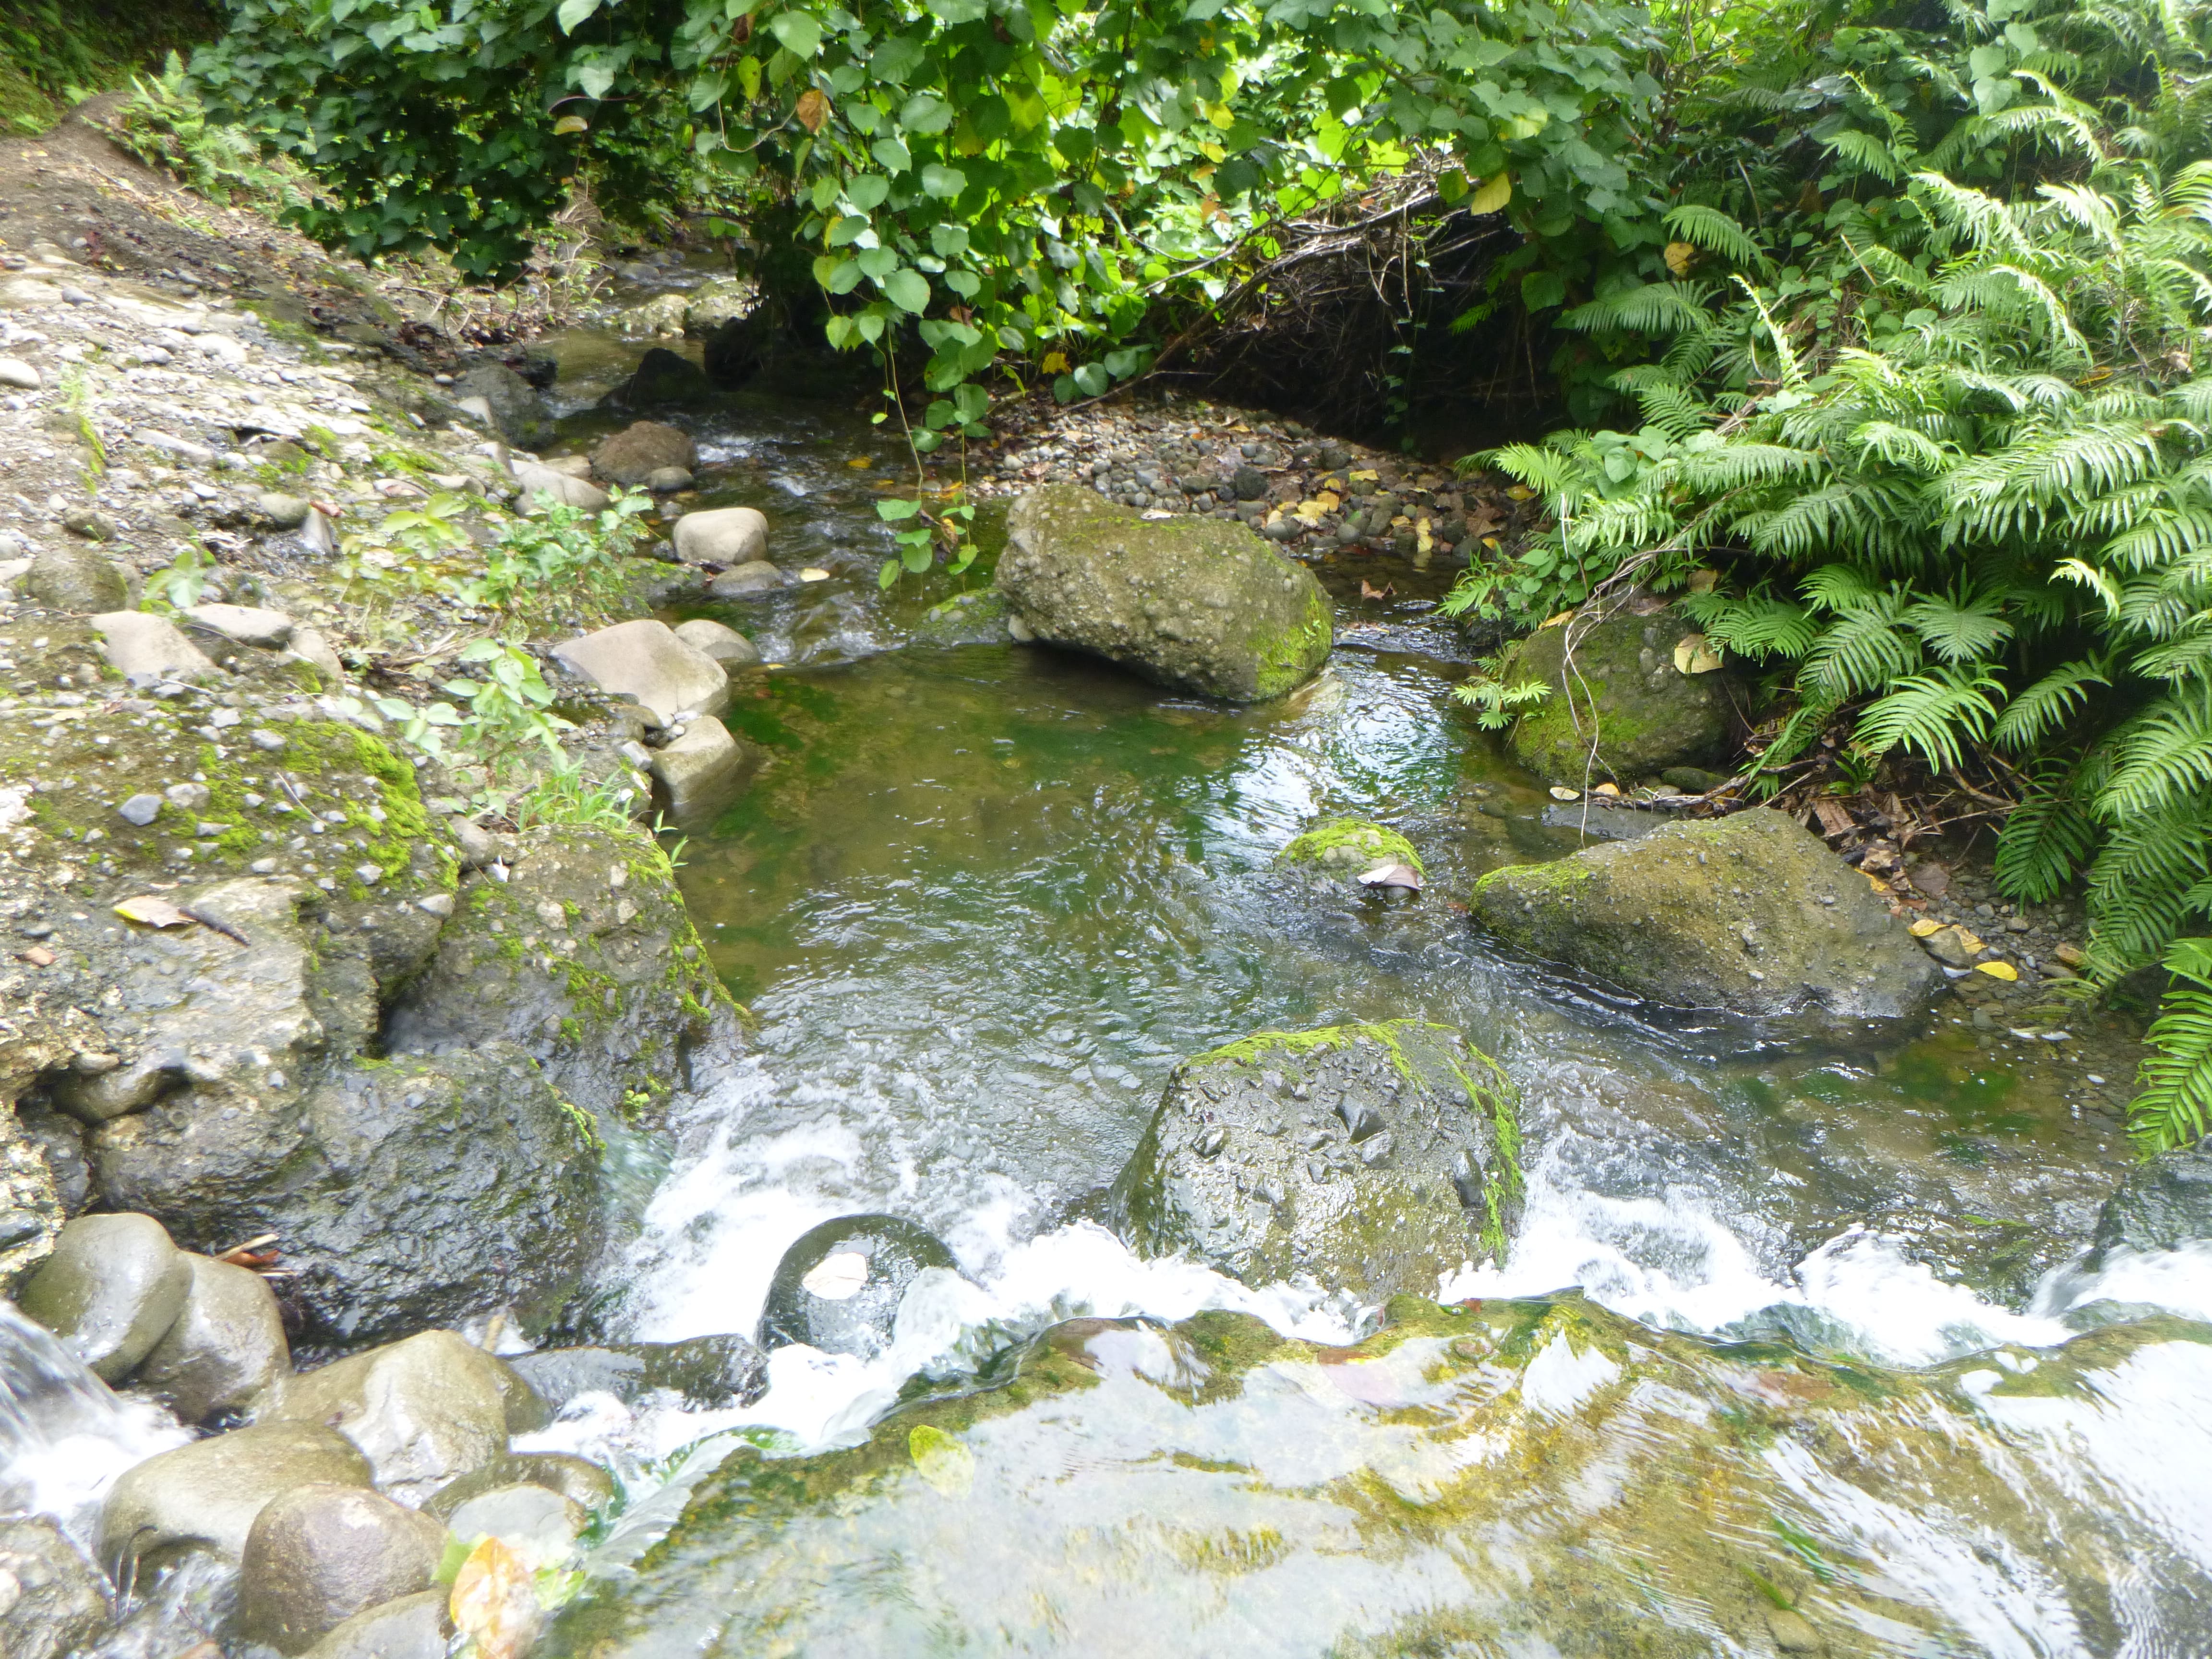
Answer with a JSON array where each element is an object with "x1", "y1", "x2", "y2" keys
[
  {"x1": 847, "y1": 174, "x2": 891, "y2": 210},
  {"x1": 555, "y1": 0, "x2": 601, "y2": 32},
  {"x1": 920, "y1": 163, "x2": 967, "y2": 199},
  {"x1": 1467, "y1": 172, "x2": 1511, "y2": 215},
  {"x1": 769, "y1": 12, "x2": 823, "y2": 57},
  {"x1": 883, "y1": 267, "x2": 931, "y2": 313}
]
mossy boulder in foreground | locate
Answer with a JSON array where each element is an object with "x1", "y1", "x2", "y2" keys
[
  {"x1": 1499, "y1": 604, "x2": 1735, "y2": 785},
  {"x1": 1472, "y1": 807, "x2": 1945, "y2": 1025},
  {"x1": 996, "y1": 484, "x2": 1333, "y2": 700},
  {"x1": 1112, "y1": 1020, "x2": 1520, "y2": 1296}
]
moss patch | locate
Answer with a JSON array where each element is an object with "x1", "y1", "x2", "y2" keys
[{"x1": 1278, "y1": 817, "x2": 1422, "y2": 877}]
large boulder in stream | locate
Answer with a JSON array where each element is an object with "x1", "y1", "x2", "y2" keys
[
  {"x1": 1113, "y1": 1020, "x2": 1522, "y2": 1297},
  {"x1": 758, "y1": 1215, "x2": 962, "y2": 1360},
  {"x1": 592, "y1": 421, "x2": 698, "y2": 487},
  {"x1": 101, "y1": 1420, "x2": 373, "y2": 1574},
  {"x1": 1471, "y1": 806, "x2": 1945, "y2": 1027},
  {"x1": 2092, "y1": 1142, "x2": 2212, "y2": 1258},
  {"x1": 605, "y1": 347, "x2": 714, "y2": 409},
  {"x1": 238, "y1": 1484, "x2": 445, "y2": 1654},
  {"x1": 16, "y1": 1212, "x2": 191, "y2": 1381},
  {"x1": 1497, "y1": 604, "x2": 1736, "y2": 786},
  {"x1": 996, "y1": 484, "x2": 1334, "y2": 701}
]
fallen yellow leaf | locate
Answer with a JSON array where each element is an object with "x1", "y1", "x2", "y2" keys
[
  {"x1": 1294, "y1": 498, "x2": 1327, "y2": 524},
  {"x1": 1349, "y1": 469, "x2": 1378, "y2": 483},
  {"x1": 1539, "y1": 610, "x2": 1575, "y2": 629},
  {"x1": 1863, "y1": 871, "x2": 1891, "y2": 893},
  {"x1": 1040, "y1": 350, "x2": 1069, "y2": 374},
  {"x1": 799, "y1": 567, "x2": 831, "y2": 581},
  {"x1": 1506, "y1": 485, "x2": 1535, "y2": 501},
  {"x1": 450, "y1": 1537, "x2": 537, "y2": 1659},
  {"x1": 1909, "y1": 918, "x2": 1942, "y2": 938},
  {"x1": 1672, "y1": 633, "x2": 1722, "y2": 674},
  {"x1": 1662, "y1": 240, "x2": 1696, "y2": 276},
  {"x1": 1976, "y1": 960, "x2": 2019, "y2": 981},
  {"x1": 115, "y1": 896, "x2": 192, "y2": 928},
  {"x1": 846, "y1": 457, "x2": 874, "y2": 468},
  {"x1": 1549, "y1": 785, "x2": 1580, "y2": 801},
  {"x1": 1314, "y1": 489, "x2": 1341, "y2": 511},
  {"x1": 1593, "y1": 781, "x2": 1620, "y2": 796},
  {"x1": 1956, "y1": 928, "x2": 1985, "y2": 954}
]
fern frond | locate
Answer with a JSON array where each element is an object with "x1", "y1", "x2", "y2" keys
[
  {"x1": 1905, "y1": 587, "x2": 2014, "y2": 663},
  {"x1": 2097, "y1": 687, "x2": 2212, "y2": 816},
  {"x1": 1995, "y1": 771, "x2": 2100, "y2": 900},
  {"x1": 1991, "y1": 657, "x2": 2113, "y2": 748},
  {"x1": 2131, "y1": 980, "x2": 2212, "y2": 1149},
  {"x1": 1853, "y1": 665, "x2": 2004, "y2": 771},
  {"x1": 1663, "y1": 204, "x2": 1770, "y2": 272},
  {"x1": 1562, "y1": 283, "x2": 1718, "y2": 336}
]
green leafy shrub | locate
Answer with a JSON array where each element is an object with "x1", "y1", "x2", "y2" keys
[{"x1": 110, "y1": 50, "x2": 300, "y2": 210}]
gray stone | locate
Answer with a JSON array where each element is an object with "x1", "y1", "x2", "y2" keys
[
  {"x1": 553, "y1": 619, "x2": 730, "y2": 723},
  {"x1": 238, "y1": 1484, "x2": 445, "y2": 1655},
  {"x1": 164, "y1": 781, "x2": 210, "y2": 812},
  {"x1": 60, "y1": 506, "x2": 118, "y2": 542},
  {"x1": 683, "y1": 276, "x2": 755, "y2": 336},
  {"x1": 0, "y1": 1515, "x2": 109, "y2": 1659},
  {"x1": 423, "y1": 1453, "x2": 615, "y2": 1520},
  {"x1": 450, "y1": 364, "x2": 550, "y2": 445},
  {"x1": 299, "y1": 1589, "x2": 449, "y2": 1659},
  {"x1": 506, "y1": 1334, "x2": 768, "y2": 1412},
  {"x1": 441, "y1": 1483, "x2": 585, "y2": 1566},
  {"x1": 133, "y1": 1252, "x2": 289, "y2": 1423},
  {"x1": 16, "y1": 1212, "x2": 192, "y2": 1381},
  {"x1": 91, "y1": 611, "x2": 218, "y2": 683},
  {"x1": 1113, "y1": 1021, "x2": 1521, "y2": 1298},
  {"x1": 608, "y1": 346, "x2": 712, "y2": 408},
  {"x1": 707, "y1": 560, "x2": 785, "y2": 597},
  {"x1": 1470, "y1": 808, "x2": 1947, "y2": 1025},
  {"x1": 0, "y1": 356, "x2": 41, "y2": 391},
  {"x1": 672, "y1": 506, "x2": 769, "y2": 567},
  {"x1": 671, "y1": 617, "x2": 759, "y2": 670},
  {"x1": 264, "y1": 1331, "x2": 511, "y2": 1505},
  {"x1": 647, "y1": 465, "x2": 694, "y2": 493},
  {"x1": 996, "y1": 484, "x2": 1333, "y2": 701},
  {"x1": 758, "y1": 1215, "x2": 960, "y2": 1361},
  {"x1": 650, "y1": 719, "x2": 754, "y2": 829},
  {"x1": 258, "y1": 493, "x2": 313, "y2": 530},
  {"x1": 2093, "y1": 1142, "x2": 2212, "y2": 1258},
  {"x1": 512, "y1": 460, "x2": 609, "y2": 513},
  {"x1": 119, "y1": 793, "x2": 162, "y2": 827},
  {"x1": 287, "y1": 625, "x2": 346, "y2": 682},
  {"x1": 100, "y1": 1420, "x2": 372, "y2": 1574},
  {"x1": 0, "y1": 278, "x2": 64, "y2": 308},
  {"x1": 592, "y1": 421, "x2": 697, "y2": 487},
  {"x1": 453, "y1": 820, "x2": 499, "y2": 868},
  {"x1": 1496, "y1": 606, "x2": 1736, "y2": 787},
  {"x1": 183, "y1": 602, "x2": 294, "y2": 648},
  {"x1": 25, "y1": 544, "x2": 128, "y2": 613}
]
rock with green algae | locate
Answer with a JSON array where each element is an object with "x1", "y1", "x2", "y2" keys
[
  {"x1": 1111, "y1": 1020, "x2": 1521, "y2": 1298},
  {"x1": 538, "y1": 1296, "x2": 2212, "y2": 1659},
  {"x1": 1471, "y1": 806, "x2": 1945, "y2": 1026},
  {"x1": 1276, "y1": 818, "x2": 1423, "y2": 876},
  {"x1": 995, "y1": 483, "x2": 1333, "y2": 701},
  {"x1": 383, "y1": 822, "x2": 743, "y2": 1126},
  {"x1": 1495, "y1": 604, "x2": 1735, "y2": 785}
]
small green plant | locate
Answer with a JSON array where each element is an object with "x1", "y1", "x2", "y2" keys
[
  {"x1": 450, "y1": 491, "x2": 655, "y2": 627},
  {"x1": 1449, "y1": 668, "x2": 1552, "y2": 731},
  {"x1": 142, "y1": 545, "x2": 213, "y2": 613},
  {"x1": 514, "y1": 765, "x2": 641, "y2": 832},
  {"x1": 2132, "y1": 939, "x2": 2212, "y2": 1149},
  {"x1": 110, "y1": 52, "x2": 301, "y2": 212}
]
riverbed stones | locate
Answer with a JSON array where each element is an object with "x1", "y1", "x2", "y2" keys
[
  {"x1": 100, "y1": 1420, "x2": 372, "y2": 1573},
  {"x1": 1470, "y1": 808, "x2": 1947, "y2": 1025},
  {"x1": 553, "y1": 619, "x2": 731, "y2": 723},
  {"x1": 512, "y1": 460, "x2": 609, "y2": 513},
  {"x1": 650, "y1": 719, "x2": 753, "y2": 828},
  {"x1": 672, "y1": 505, "x2": 769, "y2": 567},
  {"x1": 89, "y1": 610, "x2": 217, "y2": 682},
  {"x1": 672, "y1": 617, "x2": 760, "y2": 670},
  {"x1": 424, "y1": 1453, "x2": 616, "y2": 1519},
  {"x1": 593, "y1": 421, "x2": 697, "y2": 487},
  {"x1": 450, "y1": 364, "x2": 550, "y2": 446},
  {"x1": 0, "y1": 1516, "x2": 110, "y2": 1659},
  {"x1": 133, "y1": 1252, "x2": 290, "y2": 1424},
  {"x1": 1494, "y1": 606, "x2": 1736, "y2": 786},
  {"x1": 685, "y1": 276, "x2": 755, "y2": 336},
  {"x1": 707, "y1": 560, "x2": 785, "y2": 597},
  {"x1": 267, "y1": 1331, "x2": 512, "y2": 1505},
  {"x1": 183, "y1": 601, "x2": 295, "y2": 648},
  {"x1": 1114, "y1": 1021, "x2": 1521, "y2": 1298},
  {"x1": 238, "y1": 1484, "x2": 445, "y2": 1654},
  {"x1": 758, "y1": 1215, "x2": 961, "y2": 1360},
  {"x1": 506, "y1": 1333, "x2": 769, "y2": 1411},
  {"x1": 16, "y1": 1212, "x2": 192, "y2": 1381},
  {"x1": 24, "y1": 543, "x2": 127, "y2": 613},
  {"x1": 441, "y1": 1483, "x2": 585, "y2": 1568},
  {"x1": 996, "y1": 484, "x2": 1334, "y2": 701},
  {"x1": 299, "y1": 1589, "x2": 449, "y2": 1659}
]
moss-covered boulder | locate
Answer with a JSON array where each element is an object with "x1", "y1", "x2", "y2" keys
[
  {"x1": 1471, "y1": 807, "x2": 1945, "y2": 1025},
  {"x1": 1498, "y1": 606, "x2": 1735, "y2": 785},
  {"x1": 1112, "y1": 1021, "x2": 1520, "y2": 1297},
  {"x1": 384, "y1": 823, "x2": 741, "y2": 1125},
  {"x1": 995, "y1": 484, "x2": 1333, "y2": 701},
  {"x1": 1276, "y1": 818, "x2": 1422, "y2": 877}
]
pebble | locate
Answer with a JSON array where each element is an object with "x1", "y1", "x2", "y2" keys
[
  {"x1": 0, "y1": 358, "x2": 38, "y2": 391},
  {"x1": 250, "y1": 729, "x2": 288, "y2": 752},
  {"x1": 119, "y1": 793, "x2": 162, "y2": 827},
  {"x1": 165, "y1": 782, "x2": 212, "y2": 812}
]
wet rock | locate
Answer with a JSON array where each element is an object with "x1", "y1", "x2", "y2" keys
[
  {"x1": 707, "y1": 560, "x2": 785, "y2": 597},
  {"x1": 441, "y1": 1483, "x2": 584, "y2": 1566},
  {"x1": 609, "y1": 347, "x2": 713, "y2": 409},
  {"x1": 650, "y1": 719, "x2": 754, "y2": 829},
  {"x1": 593, "y1": 421, "x2": 697, "y2": 487},
  {"x1": 17, "y1": 1212, "x2": 192, "y2": 1381},
  {"x1": 450, "y1": 364, "x2": 550, "y2": 446},
  {"x1": 553, "y1": 619, "x2": 731, "y2": 724},
  {"x1": 672, "y1": 505, "x2": 769, "y2": 567},
  {"x1": 908, "y1": 589, "x2": 1012, "y2": 647},
  {"x1": 101, "y1": 1420, "x2": 372, "y2": 1573},
  {"x1": 684, "y1": 276, "x2": 756, "y2": 337},
  {"x1": 257, "y1": 492, "x2": 313, "y2": 530},
  {"x1": 183, "y1": 602, "x2": 294, "y2": 648},
  {"x1": 25, "y1": 544, "x2": 128, "y2": 613},
  {"x1": 1470, "y1": 808, "x2": 1946, "y2": 1025},
  {"x1": 266, "y1": 1331, "x2": 512, "y2": 1505},
  {"x1": 1495, "y1": 607, "x2": 1736, "y2": 786},
  {"x1": 300, "y1": 1588, "x2": 449, "y2": 1659},
  {"x1": 1539, "y1": 800, "x2": 1668, "y2": 841},
  {"x1": 2092, "y1": 1142, "x2": 2212, "y2": 1257},
  {"x1": 506, "y1": 1333, "x2": 769, "y2": 1411},
  {"x1": 513, "y1": 460, "x2": 609, "y2": 513},
  {"x1": 996, "y1": 484, "x2": 1334, "y2": 701},
  {"x1": 647, "y1": 465, "x2": 694, "y2": 492},
  {"x1": 1277, "y1": 819, "x2": 1422, "y2": 877},
  {"x1": 0, "y1": 1515, "x2": 110, "y2": 1659},
  {"x1": 671, "y1": 617, "x2": 760, "y2": 670},
  {"x1": 613, "y1": 292, "x2": 688, "y2": 336},
  {"x1": 1114, "y1": 1021, "x2": 1521, "y2": 1298},
  {"x1": 288, "y1": 625, "x2": 347, "y2": 682},
  {"x1": 1921, "y1": 924, "x2": 1980, "y2": 969},
  {"x1": 1660, "y1": 765, "x2": 1729, "y2": 794},
  {"x1": 384, "y1": 822, "x2": 740, "y2": 1127},
  {"x1": 700, "y1": 312, "x2": 767, "y2": 387},
  {"x1": 758, "y1": 1214, "x2": 961, "y2": 1360},
  {"x1": 90, "y1": 610, "x2": 218, "y2": 682},
  {"x1": 238, "y1": 1483, "x2": 445, "y2": 1654},
  {"x1": 424, "y1": 1453, "x2": 615, "y2": 1519},
  {"x1": 133, "y1": 1252, "x2": 290, "y2": 1424}
]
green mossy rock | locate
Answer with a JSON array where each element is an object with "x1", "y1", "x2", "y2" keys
[
  {"x1": 1112, "y1": 1020, "x2": 1521, "y2": 1296},
  {"x1": 1499, "y1": 606, "x2": 1734, "y2": 785},
  {"x1": 1471, "y1": 807, "x2": 1945, "y2": 1024},
  {"x1": 996, "y1": 484, "x2": 1333, "y2": 701},
  {"x1": 1276, "y1": 818, "x2": 1422, "y2": 876}
]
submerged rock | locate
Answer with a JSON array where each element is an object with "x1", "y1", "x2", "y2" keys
[
  {"x1": 1470, "y1": 807, "x2": 1945, "y2": 1026},
  {"x1": 133, "y1": 1251, "x2": 290, "y2": 1423},
  {"x1": 507, "y1": 1334, "x2": 769, "y2": 1412},
  {"x1": 1277, "y1": 818, "x2": 1423, "y2": 878},
  {"x1": 995, "y1": 484, "x2": 1334, "y2": 701},
  {"x1": 2092, "y1": 1142, "x2": 2212, "y2": 1258},
  {"x1": 0, "y1": 1515, "x2": 111, "y2": 1659},
  {"x1": 1114, "y1": 1021, "x2": 1521, "y2": 1298},
  {"x1": 424, "y1": 1453, "x2": 615, "y2": 1519},
  {"x1": 237, "y1": 1483, "x2": 444, "y2": 1654},
  {"x1": 908, "y1": 589, "x2": 1012, "y2": 648},
  {"x1": 1495, "y1": 606, "x2": 1735, "y2": 786},
  {"x1": 264, "y1": 1331, "x2": 514, "y2": 1505},
  {"x1": 16, "y1": 1212, "x2": 192, "y2": 1382},
  {"x1": 101, "y1": 1419, "x2": 372, "y2": 1574},
  {"x1": 758, "y1": 1215, "x2": 961, "y2": 1360},
  {"x1": 299, "y1": 1588, "x2": 450, "y2": 1659}
]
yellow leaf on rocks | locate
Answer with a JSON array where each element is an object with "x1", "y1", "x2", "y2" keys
[
  {"x1": 1909, "y1": 918, "x2": 1942, "y2": 938},
  {"x1": 1863, "y1": 871, "x2": 1891, "y2": 893},
  {"x1": 1539, "y1": 610, "x2": 1574, "y2": 629},
  {"x1": 1672, "y1": 633, "x2": 1723, "y2": 674},
  {"x1": 800, "y1": 567, "x2": 831, "y2": 581},
  {"x1": 1956, "y1": 928, "x2": 1985, "y2": 954},
  {"x1": 1350, "y1": 469, "x2": 1377, "y2": 483},
  {"x1": 909, "y1": 1424, "x2": 975, "y2": 1497},
  {"x1": 1041, "y1": 350, "x2": 1069, "y2": 374},
  {"x1": 1467, "y1": 173, "x2": 1513, "y2": 215},
  {"x1": 1294, "y1": 498, "x2": 1327, "y2": 524},
  {"x1": 1592, "y1": 781, "x2": 1620, "y2": 796},
  {"x1": 1416, "y1": 517, "x2": 1433, "y2": 553},
  {"x1": 1977, "y1": 960, "x2": 2019, "y2": 981},
  {"x1": 846, "y1": 457, "x2": 874, "y2": 469},
  {"x1": 450, "y1": 1538, "x2": 538, "y2": 1659},
  {"x1": 1314, "y1": 489, "x2": 1341, "y2": 511},
  {"x1": 1548, "y1": 786, "x2": 1579, "y2": 801},
  {"x1": 114, "y1": 896, "x2": 192, "y2": 928},
  {"x1": 1663, "y1": 240, "x2": 1696, "y2": 276}
]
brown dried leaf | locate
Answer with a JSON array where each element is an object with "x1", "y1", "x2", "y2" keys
[
  {"x1": 795, "y1": 88, "x2": 831, "y2": 133},
  {"x1": 450, "y1": 1537, "x2": 539, "y2": 1659}
]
